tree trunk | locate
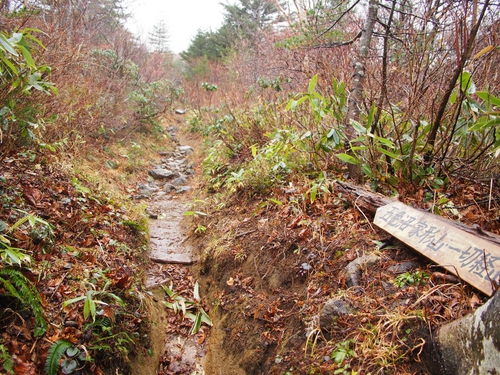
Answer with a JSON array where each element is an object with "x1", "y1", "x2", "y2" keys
[
  {"x1": 344, "y1": 0, "x2": 378, "y2": 183},
  {"x1": 270, "y1": 0, "x2": 294, "y2": 28},
  {"x1": 422, "y1": 291, "x2": 500, "y2": 375}
]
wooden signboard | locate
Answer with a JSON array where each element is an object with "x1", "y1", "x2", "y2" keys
[{"x1": 374, "y1": 201, "x2": 500, "y2": 296}]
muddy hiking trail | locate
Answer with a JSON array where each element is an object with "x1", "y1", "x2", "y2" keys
[
  {"x1": 135, "y1": 121, "x2": 276, "y2": 375},
  {"x1": 0, "y1": 112, "x2": 493, "y2": 375},
  {"x1": 130, "y1": 122, "x2": 209, "y2": 375},
  {"x1": 130, "y1": 117, "x2": 496, "y2": 375},
  {"x1": 133, "y1": 120, "x2": 269, "y2": 375}
]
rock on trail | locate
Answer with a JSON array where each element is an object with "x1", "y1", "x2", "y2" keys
[
  {"x1": 148, "y1": 199, "x2": 194, "y2": 266},
  {"x1": 134, "y1": 136, "x2": 196, "y2": 281}
]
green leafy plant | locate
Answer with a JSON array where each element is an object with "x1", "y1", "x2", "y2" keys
[
  {"x1": 0, "y1": 267, "x2": 47, "y2": 336},
  {"x1": 88, "y1": 329, "x2": 134, "y2": 356},
  {"x1": 256, "y1": 197, "x2": 284, "y2": 212},
  {"x1": 201, "y1": 82, "x2": 218, "y2": 92},
  {"x1": 286, "y1": 75, "x2": 346, "y2": 167},
  {"x1": 257, "y1": 75, "x2": 290, "y2": 92},
  {"x1": 330, "y1": 339, "x2": 357, "y2": 374},
  {"x1": 130, "y1": 80, "x2": 170, "y2": 126},
  {"x1": 306, "y1": 171, "x2": 330, "y2": 203},
  {"x1": 0, "y1": 343, "x2": 13, "y2": 374},
  {"x1": 183, "y1": 210, "x2": 208, "y2": 217},
  {"x1": 63, "y1": 283, "x2": 124, "y2": 322},
  {"x1": 462, "y1": 76, "x2": 500, "y2": 157},
  {"x1": 44, "y1": 340, "x2": 87, "y2": 375},
  {"x1": 0, "y1": 211, "x2": 54, "y2": 265},
  {"x1": 0, "y1": 29, "x2": 57, "y2": 145},
  {"x1": 0, "y1": 234, "x2": 31, "y2": 266},
  {"x1": 0, "y1": 213, "x2": 52, "y2": 338},
  {"x1": 195, "y1": 224, "x2": 207, "y2": 234},
  {"x1": 393, "y1": 271, "x2": 429, "y2": 288},
  {"x1": 163, "y1": 281, "x2": 212, "y2": 335}
]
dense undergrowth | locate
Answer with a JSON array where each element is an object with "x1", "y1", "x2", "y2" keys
[
  {"x1": 182, "y1": 80, "x2": 500, "y2": 374},
  {"x1": 179, "y1": 4, "x2": 500, "y2": 370},
  {"x1": 1, "y1": 0, "x2": 500, "y2": 374},
  {"x1": 0, "y1": 149, "x2": 152, "y2": 374},
  {"x1": 0, "y1": 2, "x2": 183, "y2": 374},
  {"x1": 184, "y1": 78, "x2": 500, "y2": 373}
]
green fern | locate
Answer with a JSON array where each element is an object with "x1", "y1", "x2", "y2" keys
[
  {"x1": 44, "y1": 340, "x2": 72, "y2": 375},
  {"x1": 0, "y1": 344, "x2": 14, "y2": 374},
  {"x1": 0, "y1": 267, "x2": 47, "y2": 336}
]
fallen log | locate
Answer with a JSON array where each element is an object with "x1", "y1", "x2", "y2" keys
[
  {"x1": 332, "y1": 179, "x2": 500, "y2": 296},
  {"x1": 332, "y1": 179, "x2": 395, "y2": 214},
  {"x1": 332, "y1": 179, "x2": 500, "y2": 248}
]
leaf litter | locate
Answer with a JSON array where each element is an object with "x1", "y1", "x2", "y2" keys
[
  {"x1": 1, "y1": 126, "x2": 500, "y2": 374},
  {"x1": 0, "y1": 150, "x2": 151, "y2": 374},
  {"x1": 188, "y1": 172, "x2": 500, "y2": 374}
]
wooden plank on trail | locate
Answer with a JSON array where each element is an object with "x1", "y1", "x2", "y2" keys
[{"x1": 374, "y1": 201, "x2": 500, "y2": 296}]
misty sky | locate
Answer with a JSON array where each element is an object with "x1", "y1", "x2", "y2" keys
[{"x1": 125, "y1": 0, "x2": 228, "y2": 53}]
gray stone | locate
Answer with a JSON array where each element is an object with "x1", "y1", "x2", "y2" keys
[
  {"x1": 345, "y1": 254, "x2": 380, "y2": 287},
  {"x1": 178, "y1": 145, "x2": 193, "y2": 154},
  {"x1": 136, "y1": 183, "x2": 158, "y2": 197},
  {"x1": 159, "y1": 151, "x2": 174, "y2": 157},
  {"x1": 175, "y1": 156, "x2": 188, "y2": 165},
  {"x1": 176, "y1": 186, "x2": 191, "y2": 194},
  {"x1": 164, "y1": 183, "x2": 176, "y2": 193},
  {"x1": 382, "y1": 281, "x2": 398, "y2": 294},
  {"x1": 423, "y1": 291, "x2": 500, "y2": 375},
  {"x1": 388, "y1": 261, "x2": 419, "y2": 274},
  {"x1": 319, "y1": 299, "x2": 352, "y2": 335},
  {"x1": 167, "y1": 161, "x2": 185, "y2": 171},
  {"x1": 301, "y1": 263, "x2": 312, "y2": 271},
  {"x1": 148, "y1": 168, "x2": 178, "y2": 180},
  {"x1": 171, "y1": 175, "x2": 189, "y2": 186},
  {"x1": 134, "y1": 194, "x2": 151, "y2": 200},
  {"x1": 155, "y1": 191, "x2": 167, "y2": 199},
  {"x1": 164, "y1": 163, "x2": 177, "y2": 171},
  {"x1": 175, "y1": 109, "x2": 186, "y2": 114},
  {"x1": 150, "y1": 253, "x2": 194, "y2": 265}
]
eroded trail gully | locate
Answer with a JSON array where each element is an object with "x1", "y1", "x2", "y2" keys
[{"x1": 130, "y1": 124, "x2": 208, "y2": 375}]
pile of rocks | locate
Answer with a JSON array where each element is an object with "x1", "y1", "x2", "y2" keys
[{"x1": 135, "y1": 144, "x2": 195, "y2": 200}]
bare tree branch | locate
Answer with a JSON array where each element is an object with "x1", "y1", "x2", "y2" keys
[{"x1": 310, "y1": 30, "x2": 362, "y2": 49}]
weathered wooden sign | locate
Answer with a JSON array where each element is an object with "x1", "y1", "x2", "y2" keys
[{"x1": 374, "y1": 201, "x2": 500, "y2": 296}]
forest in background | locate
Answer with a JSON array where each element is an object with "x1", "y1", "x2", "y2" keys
[{"x1": 0, "y1": 0, "x2": 499, "y2": 374}]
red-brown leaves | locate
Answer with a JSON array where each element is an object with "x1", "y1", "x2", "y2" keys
[{"x1": 23, "y1": 187, "x2": 43, "y2": 208}]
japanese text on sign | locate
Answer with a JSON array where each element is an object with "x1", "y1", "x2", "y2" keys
[{"x1": 374, "y1": 202, "x2": 500, "y2": 296}]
